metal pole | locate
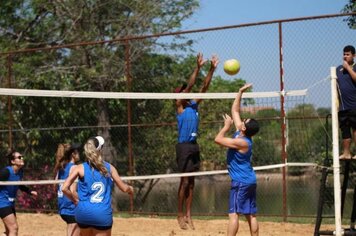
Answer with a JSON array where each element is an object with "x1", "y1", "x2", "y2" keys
[
  {"x1": 124, "y1": 40, "x2": 134, "y2": 213},
  {"x1": 278, "y1": 22, "x2": 288, "y2": 222},
  {"x1": 7, "y1": 55, "x2": 13, "y2": 149}
]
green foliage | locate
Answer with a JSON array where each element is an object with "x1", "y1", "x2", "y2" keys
[
  {"x1": 342, "y1": 0, "x2": 356, "y2": 29},
  {"x1": 286, "y1": 104, "x2": 330, "y2": 163},
  {"x1": 0, "y1": 0, "x2": 200, "y2": 210},
  {"x1": 0, "y1": 0, "x2": 334, "y2": 213}
]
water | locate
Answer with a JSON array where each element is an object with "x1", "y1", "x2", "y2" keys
[{"x1": 117, "y1": 172, "x2": 355, "y2": 218}]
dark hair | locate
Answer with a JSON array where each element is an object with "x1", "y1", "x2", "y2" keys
[
  {"x1": 244, "y1": 119, "x2": 260, "y2": 137},
  {"x1": 344, "y1": 45, "x2": 355, "y2": 55},
  {"x1": 91, "y1": 137, "x2": 100, "y2": 149},
  {"x1": 54, "y1": 143, "x2": 81, "y2": 174},
  {"x1": 6, "y1": 150, "x2": 17, "y2": 165},
  {"x1": 89, "y1": 136, "x2": 104, "y2": 150},
  {"x1": 174, "y1": 83, "x2": 187, "y2": 93}
]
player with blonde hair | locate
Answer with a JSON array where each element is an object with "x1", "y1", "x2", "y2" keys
[{"x1": 62, "y1": 136, "x2": 133, "y2": 236}]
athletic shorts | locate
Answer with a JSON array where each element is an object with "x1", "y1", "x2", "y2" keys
[
  {"x1": 0, "y1": 205, "x2": 16, "y2": 219},
  {"x1": 60, "y1": 214, "x2": 76, "y2": 224},
  {"x1": 78, "y1": 223, "x2": 112, "y2": 231},
  {"x1": 228, "y1": 180, "x2": 257, "y2": 215},
  {"x1": 176, "y1": 142, "x2": 200, "y2": 172},
  {"x1": 338, "y1": 109, "x2": 356, "y2": 139}
]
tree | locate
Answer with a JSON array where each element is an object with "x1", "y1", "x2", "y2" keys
[
  {"x1": 0, "y1": 0, "x2": 200, "y2": 163},
  {"x1": 286, "y1": 104, "x2": 328, "y2": 163},
  {"x1": 0, "y1": 0, "x2": 200, "y2": 212},
  {"x1": 342, "y1": 0, "x2": 356, "y2": 29}
]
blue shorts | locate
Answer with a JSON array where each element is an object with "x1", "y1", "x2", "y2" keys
[{"x1": 228, "y1": 180, "x2": 257, "y2": 215}]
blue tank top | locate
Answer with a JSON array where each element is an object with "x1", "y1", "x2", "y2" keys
[
  {"x1": 75, "y1": 162, "x2": 113, "y2": 227},
  {"x1": 226, "y1": 131, "x2": 256, "y2": 184},
  {"x1": 337, "y1": 64, "x2": 356, "y2": 111},
  {"x1": 177, "y1": 100, "x2": 199, "y2": 143},
  {"x1": 57, "y1": 162, "x2": 75, "y2": 216},
  {"x1": 0, "y1": 166, "x2": 23, "y2": 208}
]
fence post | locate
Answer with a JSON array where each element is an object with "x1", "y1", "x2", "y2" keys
[
  {"x1": 7, "y1": 54, "x2": 13, "y2": 150},
  {"x1": 124, "y1": 39, "x2": 134, "y2": 213},
  {"x1": 278, "y1": 21, "x2": 288, "y2": 222}
]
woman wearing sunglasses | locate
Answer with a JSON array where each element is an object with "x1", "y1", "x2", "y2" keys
[{"x1": 0, "y1": 151, "x2": 37, "y2": 236}]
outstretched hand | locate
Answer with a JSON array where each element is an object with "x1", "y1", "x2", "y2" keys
[
  {"x1": 239, "y1": 83, "x2": 253, "y2": 93},
  {"x1": 223, "y1": 114, "x2": 233, "y2": 127},
  {"x1": 210, "y1": 54, "x2": 219, "y2": 69},
  {"x1": 197, "y1": 53, "x2": 207, "y2": 68}
]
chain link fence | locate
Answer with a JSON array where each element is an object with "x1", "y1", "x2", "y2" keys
[{"x1": 0, "y1": 13, "x2": 356, "y2": 220}]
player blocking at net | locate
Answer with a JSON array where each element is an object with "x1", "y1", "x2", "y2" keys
[
  {"x1": 174, "y1": 52, "x2": 219, "y2": 230},
  {"x1": 215, "y1": 83, "x2": 260, "y2": 236}
]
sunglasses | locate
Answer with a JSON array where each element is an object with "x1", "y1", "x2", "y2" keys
[{"x1": 14, "y1": 155, "x2": 24, "y2": 160}]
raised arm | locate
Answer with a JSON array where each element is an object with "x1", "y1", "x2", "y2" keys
[
  {"x1": 196, "y1": 54, "x2": 219, "y2": 103},
  {"x1": 184, "y1": 53, "x2": 206, "y2": 93},
  {"x1": 214, "y1": 114, "x2": 248, "y2": 151},
  {"x1": 176, "y1": 53, "x2": 206, "y2": 113},
  {"x1": 231, "y1": 83, "x2": 252, "y2": 131},
  {"x1": 214, "y1": 114, "x2": 233, "y2": 147}
]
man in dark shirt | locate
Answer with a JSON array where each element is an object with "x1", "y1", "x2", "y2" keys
[{"x1": 337, "y1": 45, "x2": 356, "y2": 159}]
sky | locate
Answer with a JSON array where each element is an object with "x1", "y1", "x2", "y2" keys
[
  {"x1": 177, "y1": 0, "x2": 353, "y2": 108},
  {"x1": 182, "y1": 0, "x2": 349, "y2": 30}
]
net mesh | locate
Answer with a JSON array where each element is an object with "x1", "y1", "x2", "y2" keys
[{"x1": 0, "y1": 88, "x2": 336, "y2": 217}]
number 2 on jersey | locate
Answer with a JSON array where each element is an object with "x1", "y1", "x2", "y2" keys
[{"x1": 90, "y1": 182, "x2": 105, "y2": 203}]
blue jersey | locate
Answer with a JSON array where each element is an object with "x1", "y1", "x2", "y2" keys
[
  {"x1": 75, "y1": 162, "x2": 113, "y2": 227},
  {"x1": 57, "y1": 162, "x2": 75, "y2": 216},
  {"x1": 337, "y1": 64, "x2": 356, "y2": 111},
  {"x1": 226, "y1": 131, "x2": 256, "y2": 184},
  {"x1": 177, "y1": 100, "x2": 199, "y2": 143},
  {"x1": 0, "y1": 166, "x2": 23, "y2": 208}
]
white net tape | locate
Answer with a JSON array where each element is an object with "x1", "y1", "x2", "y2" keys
[{"x1": 0, "y1": 88, "x2": 307, "y2": 99}]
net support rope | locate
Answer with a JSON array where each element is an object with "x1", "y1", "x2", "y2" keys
[{"x1": 0, "y1": 162, "x2": 318, "y2": 185}]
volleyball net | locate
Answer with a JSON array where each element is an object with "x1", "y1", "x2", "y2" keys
[{"x1": 0, "y1": 84, "x2": 335, "y2": 217}]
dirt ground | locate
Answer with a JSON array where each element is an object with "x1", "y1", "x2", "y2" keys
[{"x1": 0, "y1": 213, "x2": 336, "y2": 236}]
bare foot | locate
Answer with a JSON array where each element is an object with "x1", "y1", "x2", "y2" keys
[
  {"x1": 185, "y1": 216, "x2": 195, "y2": 230},
  {"x1": 177, "y1": 216, "x2": 188, "y2": 230},
  {"x1": 339, "y1": 153, "x2": 352, "y2": 160}
]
